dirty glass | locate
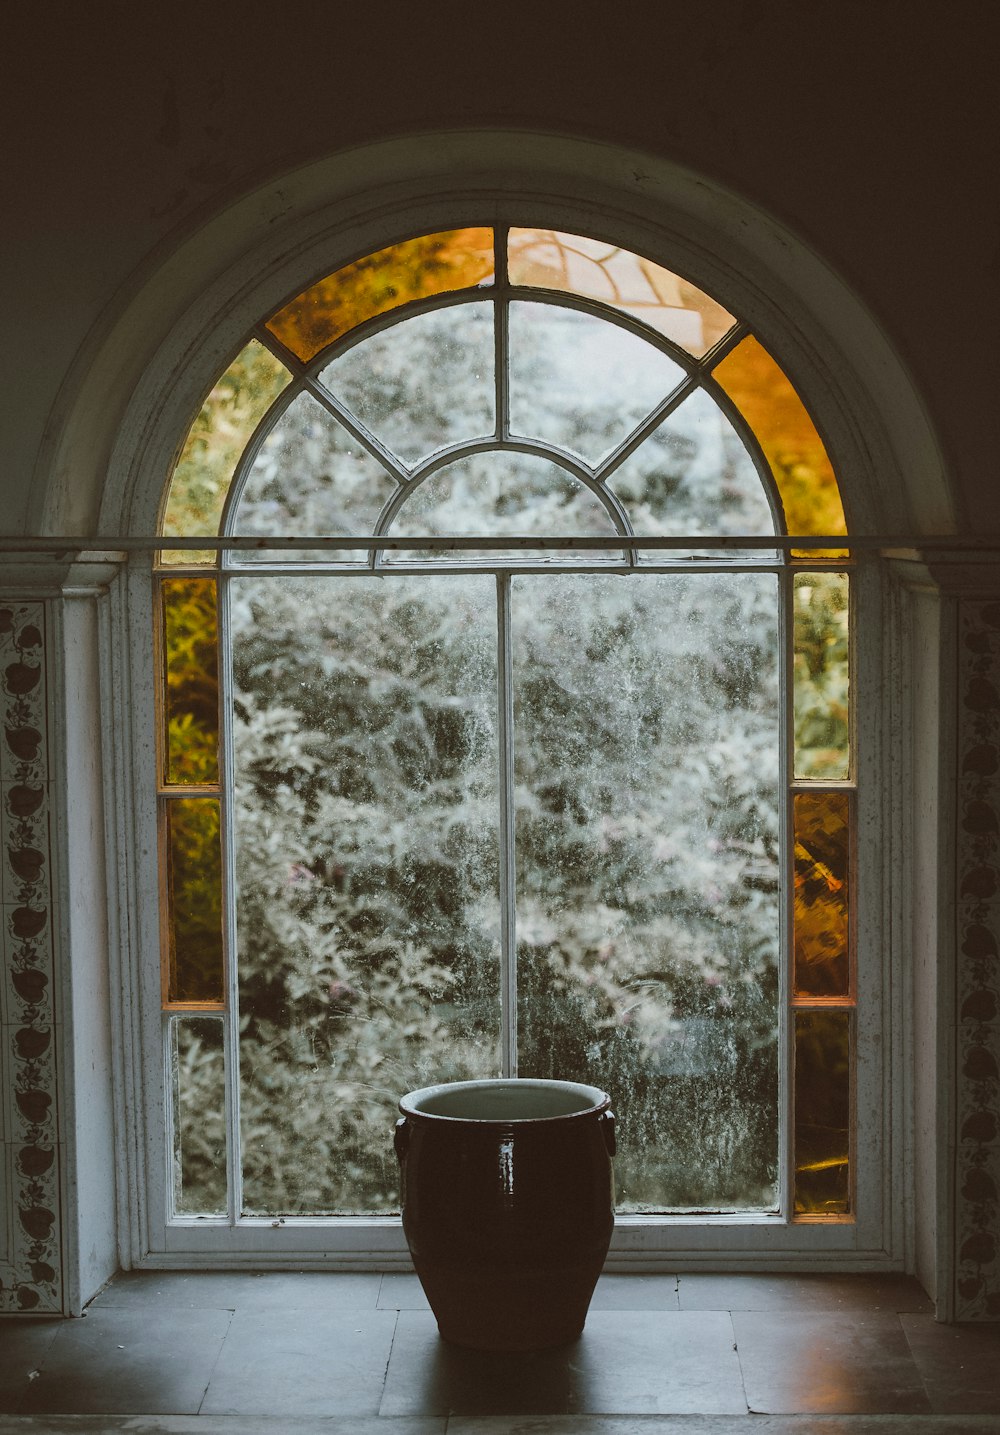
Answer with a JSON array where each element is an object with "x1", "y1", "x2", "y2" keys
[
  {"x1": 794, "y1": 791, "x2": 850, "y2": 998},
  {"x1": 161, "y1": 577, "x2": 219, "y2": 784},
  {"x1": 164, "y1": 797, "x2": 224, "y2": 1004},
  {"x1": 231, "y1": 391, "x2": 396, "y2": 563},
  {"x1": 161, "y1": 340, "x2": 292, "y2": 564},
  {"x1": 793, "y1": 571, "x2": 850, "y2": 779},
  {"x1": 508, "y1": 228, "x2": 736, "y2": 357},
  {"x1": 171, "y1": 1015, "x2": 227, "y2": 1216},
  {"x1": 320, "y1": 301, "x2": 495, "y2": 466},
  {"x1": 508, "y1": 301, "x2": 684, "y2": 467},
  {"x1": 511, "y1": 571, "x2": 781, "y2": 1209},
  {"x1": 711, "y1": 337, "x2": 846, "y2": 553},
  {"x1": 794, "y1": 1009, "x2": 851, "y2": 1213},
  {"x1": 230, "y1": 573, "x2": 501, "y2": 1214},
  {"x1": 265, "y1": 229, "x2": 495, "y2": 363}
]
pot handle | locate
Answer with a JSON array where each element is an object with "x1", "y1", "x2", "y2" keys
[
  {"x1": 394, "y1": 1116, "x2": 410, "y2": 1164},
  {"x1": 600, "y1": 1110, "x2": 617, "y2": 1157}
]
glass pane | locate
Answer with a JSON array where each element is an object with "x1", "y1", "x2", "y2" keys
[
  {"x1": 508, "y1": 228, "x2": 736, "y2": 357},
  {"x1": 161, "y1": 577, "x2": 219, "y2": 784},
  {"x1": 230, "y1": 573, "x2": 501, "y2": 1214},
  {"x1": 171, "y1": 1015, "x2": 227, "y2": 1216},
  {"x1": 509, "y1": 302, "x2": 684, "y2": 467},
  {"x1": 161, "y1": 340, "x2": 291, "y2": 564},
  {"x1": 794, "y1": 571, "x2": 850, "y2": 779},
  {"x1": 265, "y1": 229, "x2": 494, "y2": 363},
  {"x1": 385, "y1": 450, "x2": 622, "y2": 564},
  {"x1": 711, "y1": 336, "x2": 847, "y2": 552},
  {"x1": 164, "y1": 797, "x2": 224, "y2": 1004},
  {"x1": 607, "y1": 387, "x2": 776, "y2": 557},
  {"x1": 231, "y1": 392, "x2": 396, "y2": 563},
  {"x1": 512, "y1": 572, "x2": 781, "y2": 1210},
  {"x1": 794, "y1": 791, "x2": 850, "y2": 997},
  {"x1": 795, "y1": 1009, "x2": 851, "y2": 1214},
  {"x1": 320, "y1": 301, "x2": 494, "y2": 466}
]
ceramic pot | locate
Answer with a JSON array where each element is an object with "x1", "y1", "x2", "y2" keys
[{"x1": 395, "y1": 1077, "x2": 615, "y2": 1350}]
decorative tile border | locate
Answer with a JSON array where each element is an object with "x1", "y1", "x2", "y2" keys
[
  {"x1": 0, "y1": 602, "x2": 61, "y2": 1312},
  {"x1": 955, "y1": 598, "x2": 1000, "y2": 1319}
]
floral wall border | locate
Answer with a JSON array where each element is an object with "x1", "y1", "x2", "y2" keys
[{"x1": 0, "y1": 602, "x2": 61, "y2": 1313}]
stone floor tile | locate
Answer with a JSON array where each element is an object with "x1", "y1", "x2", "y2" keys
[
  {"x1": 678, "y1": 1274, "x2": 933, "y2": 1314},
  {"x1": 901, "y1": 1312, "x2": 1000, "y2": 1413},
  {"x1": 588, "y1": 1275, "x2": 681, "y2": 1310},
  {"x1": 90, "y1": 1270, "x2": 383, "y2": 1311},
  {"x1": 378, "y1": 1274, "x2": 431, "y2": 1310},
  {"x1": 0, "y1": 1319, "x2": 63, "y2": 1412}
]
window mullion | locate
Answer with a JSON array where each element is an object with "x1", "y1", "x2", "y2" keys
[
  {"x1": 218, "y1": 572, "x2": 243, "y2": 1224},
  {"x1": 496, "y1": 572, "x2": 517, "y2": 1076}
]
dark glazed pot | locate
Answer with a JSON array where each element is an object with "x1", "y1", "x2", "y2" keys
[{"x1": 395, "y1": 1078, "x2": 615, "y2": 1350}]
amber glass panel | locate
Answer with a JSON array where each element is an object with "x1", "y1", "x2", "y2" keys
[
  {"x1": 165, "y1": 797, "x2": 224, "y2": 1004},
  {"x1": 266, "y1": 229, "x2": 494, "y2": 364},
  {"x1": 794, "y1": 1009, "x2": 850, "y2": 1214},
  {"x1": 508, "y1": 229, "x2": 736, "y2": 357},
  {"x1": 171, "y1": 1015, "x2": 227, "y2": 1216},
  {"x1": 161, "y1": 577, "x2": 219, "y2": 785},
  {"x1": 794, "y1": 791, "x2": 850, "y2": 997},
  {"x1": 161, "y1": 340, "x2": 292, "y2": 564},
  {"x1": 712, "y1": 337, "x2": 847, "y2": 551},
  {"x1": 793, "y1": 571, "x2": 850, "y2": 779}
]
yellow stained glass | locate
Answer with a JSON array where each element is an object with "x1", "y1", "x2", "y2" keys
[
  {"x1": 160, "y1": 340, "x2": 292, "y2": 564},
  {"x1": 711, "y1": 337, "x2": 847, "y2": 551},
  {"x1": 161, "y1": 577, "x2": 219, "y2": 785},
  {"x1": 266, "y1": 229, "x2": 495, "y2": 364},
  {"x1": 794, "y1": 1009, "x2": 850, "y2": 1214},
  {"x1": 508, "y1": 228, "x2": 735, "y2": 357},
  {"x1": 794, "y1": 791, "x2": 850, "y2": 997},
  {"x1": 164, "y1": 797, "x2": 224, "y2": 1005},
  {"x1": 794, "y1": 571, "x2": 849, "y2": 779}
]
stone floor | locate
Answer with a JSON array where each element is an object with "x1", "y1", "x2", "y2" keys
[{"x1": 1, "y1": 1271, "x2": 999, "y2": 1434}]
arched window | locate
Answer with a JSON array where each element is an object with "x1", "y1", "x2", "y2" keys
[{"x1": 154, "y1": 226, "x2": 856, "y2": 1258}]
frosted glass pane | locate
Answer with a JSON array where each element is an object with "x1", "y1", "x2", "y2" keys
[
  {"x1": 320, "y1": 302, "x2": 494, "y2": 466},
  {"x1": 164, "y1": 797, "x2": 224, "y2": 1004},
  {"x1": 171, "y1": 1015, "x2": 227, "y2": 1216},
  {"x1": 385, "y1": 450, "x2": 622, "y2": 564},
  {"x1": 508, "y1": 229, "x2": 736, "y2": 357},
  {"x1": 794, "y1": 791, "x2": 850, "y2": 998},
  {"x1": 793, "y1": 571, "x2": 850, "y2": 779},
  {"x1": 795, "y1": 1009, "x2": 851, "y2": 1214},
  {"x1": 161, "y1": 577, "x2": 218, "y2": 784},
  {"x1": 231, "y1": 574, "x2": 500, "y2": 1214},
  {"x1": 508, "y1": 302, "x2": 684, "y2": 466},
  {"x1": 607, "y1": 387, "x2": 776, "y2": 557},
  {"x1": 512, "y1": 571, "x2": 780, "y2": 1210},
  {"x1": 232, "y1": 392, "x2": 396, "y2": 563},
  {"x1": 266, "y1": 229, "x2": 494, "y2": 363}
]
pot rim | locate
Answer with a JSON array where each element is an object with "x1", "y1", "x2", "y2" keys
[{"x1": 398, "y1": 1077, "x2": 611, "y2": 1124}]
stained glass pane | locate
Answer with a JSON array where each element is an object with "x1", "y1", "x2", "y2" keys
[
  {"x1": 794, "y1": 571, "x2": 850, "y2": 779},
  {"x1": 606, "y1": 387, "x2": 776, "y2": 556},
  {"x1": 508, "y1": 301, "x2": 684, "y2": 466},
  {"x1": 794, "y1": 791, "x2": 850, "y2": 997},
  {"x1": 231, "y1": 392, "x2": 396, "y2": 563},
  {"x1": 230, "y1": 573, "x2": 501, "y2": 1213},
  {"x1": 508, "y1": 228, "x2": 736, "y2": 357},
  {"x1": 161, "y1": 577, "x2": 219, "y2": 784},
  {"x1": 265, "y1": 229, "x2": 494, "y2": 364},
  {"x1": 164, "y1": 797, "x2": 224, "y2": 1004},
  {"x1": 513, "y1": 571, "x2": 780, "y2": 1209},
  {"x1": 161, "y1": 340, "x2": 292, "y2": 564},
  {"x1": 320, "y1": 301, "x2": 494, "y2": 466},
  {"x1": 794, "y1": 1009, "x2": 851, "y2": 1214},
  {"x1": 171, "y1": 1015, "x2": 227, "y2": 1216},
  {"x1": 712, "y1": 337, "x2": 847, "y2": 552}
]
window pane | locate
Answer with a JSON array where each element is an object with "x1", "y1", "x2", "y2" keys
[
  {"x1": 161, "y1": 577, "x2": 219, "y2": 784},
  {"x1": 161, "y1": 340, "x2": 291, "y2": 564},
  {"x1": 508, "y1": 229, "x2": 736, "y2": 357},
  {"x1": 512, "y1": 572, "x2": 780, "y2": 1209},
  {"x1": 508, "y1": 301, "x2": 684, "y2": 467},
  {"x1": 606, "y1": 387, "x2": 776, "y2": 556},
  {"x1": 171, "y1": 1015, "x2": 227, "y2": 1216},
  {"x1": 230, "y1": 573, "x2": 501, "y2": 1213},
  {"x1": 265, "y1": 229, "x2": 495, "y2": 363},
  {"x1": 793, "y1": 571, "x2": 850, "y2": 779},
  {"x1": 711, "y1": 336, "x2": 847, "y2": 552},
  {"x1": 794, "y1": 791, "x2": 850, "y2": 997},
  {"x1": 320, "y1": 302, "x2": 495, "y2": 466},
  {"x1": 794, "y1": 1009, "x2": 851, "y2": 1214},
  {"x1": 231, "y1": 391, "x2": 396, "y2": 563},
  {"x1": 164, "y1": 797, "x2": 224, "y2": 1004}
]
